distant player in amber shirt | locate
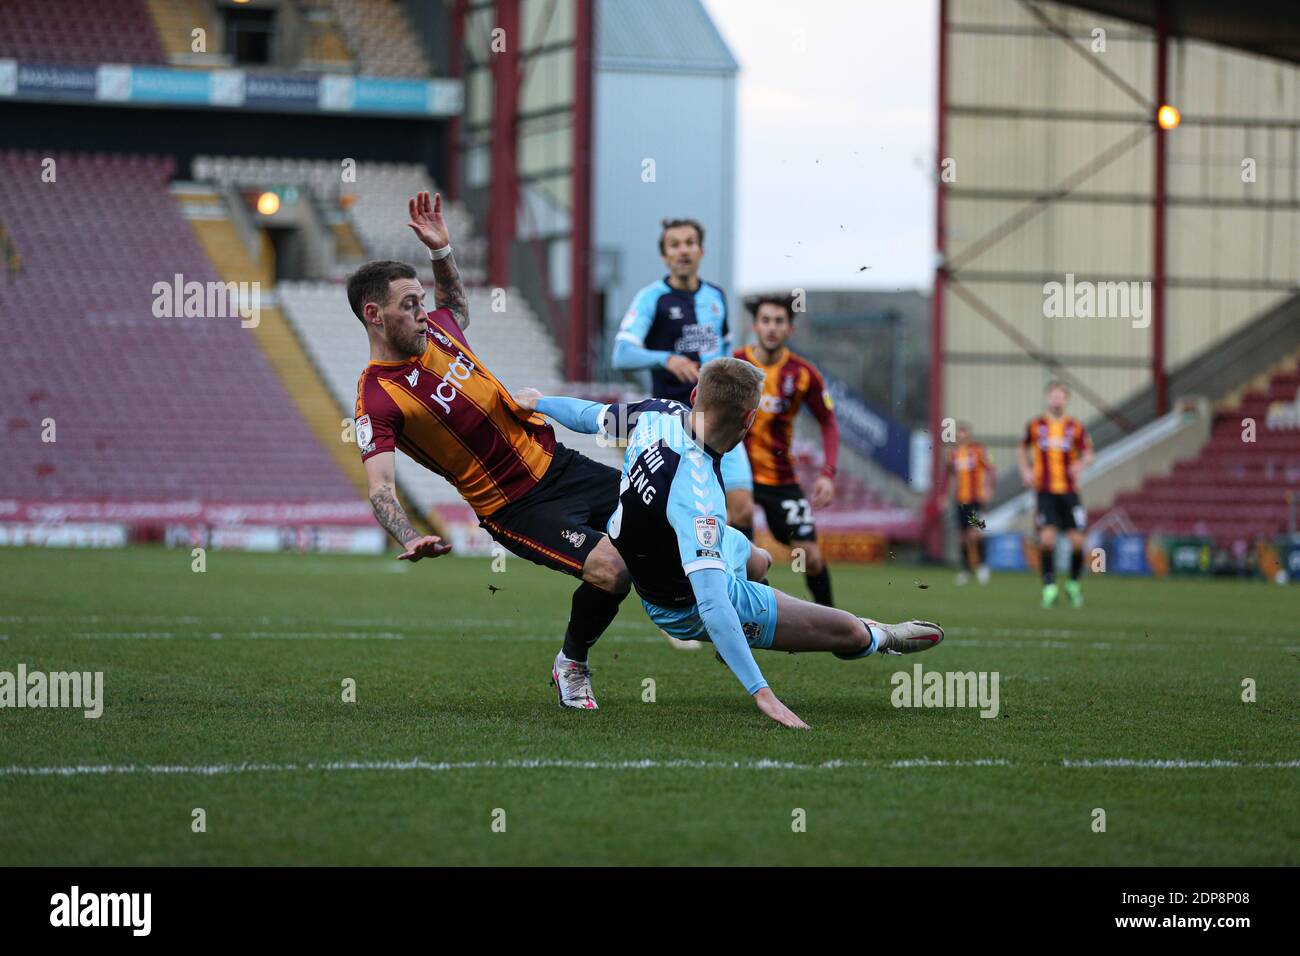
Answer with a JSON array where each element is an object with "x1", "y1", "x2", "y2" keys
[
  {"x1": 734, "y1": 293, "x2": 839, "y2": 607},
  {"x1": 1017, "y1": 381, "x2": 1094, "y2": 608},
  {"x1": 946, "y1": 423, "x2": 994, "y2": 585},
  {"x1": 350, "y1": 191, "x2": 628, "y2": 711}
]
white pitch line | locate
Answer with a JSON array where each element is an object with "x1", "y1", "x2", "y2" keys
[
  {"x1": 1062, "y1": 758, "x2": 1300, "y2": 769},
  {"x1": 64, "y1": 631, "x2": 408, "y2": 641},
  {"x1": 0, "y1": 757, "x2": 1295, "y2": 778}
]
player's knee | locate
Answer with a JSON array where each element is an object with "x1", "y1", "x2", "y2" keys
[
  {"x1": 583, "y1": 550, "x2": 630, "y2": 595},
  {"x1": 748, "y1": 546, "x2": 772, "y2": 580},
  {"x1": 835, "y1": 612, "x2": 870, "y2": 654},
  {"x1": 804, "y1": 547, "x2": 824, "y2": 576}
]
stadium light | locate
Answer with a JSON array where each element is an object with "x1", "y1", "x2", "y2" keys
[
  {"x1": 256, "y1": 191, "x2": 281, "y2": 216},
  {"x1": 1157, "y1": 104, "x2": 1181, "y2": 130}
]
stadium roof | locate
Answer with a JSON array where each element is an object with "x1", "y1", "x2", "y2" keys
[
  {"x1": 597, "y1": 0, "x2": 739, "y2": 74},
  {"x1": 1060, "y1": 0, "x2": 1300, "y2": 65}
]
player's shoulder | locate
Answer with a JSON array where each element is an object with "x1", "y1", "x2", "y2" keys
[
  {"x1": 355, "y1": 364, "x2": 404, "y2": 415},
  {"x1": 785, "y1": 349, "x2": 824, "y2": 378},
  {"x1": 425, "y1": 308, "x2": 468, "y2": 349},
  {"x1": 632, "y1": 278, "x2": 672, "y2": 303}
]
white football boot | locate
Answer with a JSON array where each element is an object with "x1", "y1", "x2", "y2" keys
[
  {"x1": 976, "y1": 564, "x2": 991, "y2": 585},
  {"x1": 863, "y1": 619, "x2": 944, "y2": 656},
  {"x1": 551, "y1": 652, "x2": 598, "y2": 710}
]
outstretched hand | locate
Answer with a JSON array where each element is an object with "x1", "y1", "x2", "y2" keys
[
  {"x1": 397, "y1": 535, "x2": 452, "y2": 562},
  {"x1": 754, "y1": 688, "x2": 810, "y2": 729},
  {"x1": 513, "y1": 387, "x2": 542, "y2": 413},
  {"x1": 407, "y1": 190, "x2": 450, "y2": 251}
]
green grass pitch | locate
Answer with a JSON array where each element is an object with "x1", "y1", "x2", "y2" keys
[{"x1": 1, "y1": 546, "x2": 1296, "y2": 865}]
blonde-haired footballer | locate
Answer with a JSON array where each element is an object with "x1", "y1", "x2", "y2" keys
[{"x1": 514, "y1": 358, "x2": 943, "y2": 730}]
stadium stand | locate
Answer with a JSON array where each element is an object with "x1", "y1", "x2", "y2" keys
[
  {"x1": 0, "y1": 150, "x2": 358, "y2": 507},
  {"x1": 143, "y1": 0, "x2": 218, "y2": 65},
  {"x1": 0, "y1": 0, "x2": 166, "y2": 65},
  {"x1": 300, "y1": 0, "x2": 432, "y2": 76},
  {"x1": 191, "y1": 156, "x2": 485, "y2": 281},
  {"x1": 1097, "y1": 355, "x2": 1300, "y2": 546},
  {"x1": 173, "y1": 185, "x2": 370, "y2": 501}
]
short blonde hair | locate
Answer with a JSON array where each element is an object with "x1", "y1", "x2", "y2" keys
[{"x1": 696, "y1": 357, "x2": 764, "y2": 427}]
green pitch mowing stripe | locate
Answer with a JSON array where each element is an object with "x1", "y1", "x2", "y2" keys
[{"x1": 0, "y1": 547, "x2": 1296, "y2": 865}]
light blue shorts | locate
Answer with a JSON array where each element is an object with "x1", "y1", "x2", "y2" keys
[
  {"x1": 644, "y1": 527, "x2": 778, "y2": 649},
  {"x1": 720, "y1": 442, "x2": 752, "y2": 493}
]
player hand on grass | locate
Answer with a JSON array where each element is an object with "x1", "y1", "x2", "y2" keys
[
  {"x1": 512, "y1": 387, "x2": 542, "y2": 413},
  {"x1": 811, "y1": 474, "x2": 835, "y2": 509},
  {"x1": 397, "y1": 535, "x2": 453, "y2": 561},
  {"x1": 754, "y1": 688, "x2": 809, "y2": 730},
  {"x1": 407, "y1": 190, "x2": 451, "y2": 251},
  {"x1": 665, "y1": 354, "x2": 700, "y2": 384}
]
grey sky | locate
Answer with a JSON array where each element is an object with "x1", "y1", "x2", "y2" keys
[{"x1": 701, "y1": 0, "x2": 937, "y2": 295}]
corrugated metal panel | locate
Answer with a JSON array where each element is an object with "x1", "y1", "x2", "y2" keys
[
  {"x1": 596, "y1": 0, "x2": 738, "y2": 73},
  {"x1": 941, "y1": 0, "x2": 1299, "y2": 480}
]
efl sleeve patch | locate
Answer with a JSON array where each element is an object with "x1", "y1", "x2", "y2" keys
[
  {"x1": 355, "y1": 415, "x2": 373, "y2": 450},
  {"x1": 694, "y1": 515, "x2": 720, "y2": 548}
]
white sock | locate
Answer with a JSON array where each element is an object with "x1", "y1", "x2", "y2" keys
[{"x1": 867, "y1": 622, "x2": 886, "y2": 655}]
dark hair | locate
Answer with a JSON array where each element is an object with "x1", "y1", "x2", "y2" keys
[
  {"x1": 745, "y1": 293, "x2": 796, "y2": 321},
  {"x1": 347, "y1": 260, "x2": 417, "y2": 323},
  {"x1": 658, "y1": 218, "x2": 704, "y2": 255}
]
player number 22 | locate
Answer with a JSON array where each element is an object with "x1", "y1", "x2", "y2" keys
[{"x1": 782, "y1": 498, "x2": 813, "y2": 526}]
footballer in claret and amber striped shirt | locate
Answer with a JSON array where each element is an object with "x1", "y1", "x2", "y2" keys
[
  {"x1": 348, "y1": 191, "x2": 629, "y2": 712},
  {"x1": 734, "y1": 294, "x2": 840, "y2": 608},
  {"x1": 946, "y1": 423, "x2": 994, "y2": 585},
  {"x1": 1017, "y1": 380, "x2": 1094, "y2": 609}
]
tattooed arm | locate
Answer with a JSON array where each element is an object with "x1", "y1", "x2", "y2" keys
[
  {"x1": 407, "y1": 190, "x2": 470, "y2": 331},
  {"x1": 363, "y1": 452, "x2": 451, "y2": 561},
  {"x1": 430, "y1": 246, "x2": 469, "y2": 332}
]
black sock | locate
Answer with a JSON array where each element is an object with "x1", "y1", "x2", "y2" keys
[
  {"x1": 561, "y1": 582, "x2": 624, "y2": 662},
  {"x1": 1041, "y1": 547, "x2": 1055, "y2": 585},
  {"x1": 1070, "y1": 548, "x2": 1084, "y2": 581},
  {"x1": 977, "y1": 537, "x2": 986, "y2": 566},
  {"x1": 806, "y1": 567, "x2": 834, "y2": 606},
  {"x1": 736, "y1": 524, "x2": 754, "y2": 541},
  {"x1": 959, "y1": 542, "x2": 972, "y2": 571}
]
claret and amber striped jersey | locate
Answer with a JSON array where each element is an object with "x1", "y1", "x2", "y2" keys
[
  {"x1": 1022, "y1": 414, "x2": 1091, "y2": 494},
  {"x1": 949, "y1": 443, "x2": 992, "y2": 505},
  {"x1": 736, "y1": 345, "x2": 839, "y2": 487},
  {"x1": 354, "y1": 308, "x2": 556, "y2": 517}
]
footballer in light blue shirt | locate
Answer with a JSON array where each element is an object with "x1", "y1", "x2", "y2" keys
[
  {"x1": 514, "y1": 358, "x2": 945, "y2": 729},
  {"x1": 612, "y1": 218, "x2": 757, "y2": 539}
]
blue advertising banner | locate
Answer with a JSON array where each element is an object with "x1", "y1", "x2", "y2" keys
[
  {"x1": 1107, "y1": 535, "x2": 1151, "y2": 575},
  {"x1": 0, "y1": 61, "x2": 462, "y2": 117},
  {"x1": 15, "y1": 63, "x2": 96, "y2": 97},
  {"x1": 244, "y1": 74, "x2": 319, "y2": 109},
  {"x1": 1282, "y1": 540, "x2": 1300, "y2": 581},
  {"x1": 128, "y1": 66, "x2": 212, "y2": 104},
  {"x1": 826, "y1": 380, "x2": 913, "y2": 482},
  {"x1": 985, "y1": 533, "x2": 1028, "y2": 572}
]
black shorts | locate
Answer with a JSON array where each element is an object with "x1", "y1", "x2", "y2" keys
[
  {"x1": 480, "y1": 445, "x2": 621, "y2": 578},
  {"x1": 955, "y1": 503, "x2": 985, "y2": 531},
  {"x1": 754, "y1": 482, "x2": 817, "y2": 545},
  {"x1": 1036, "y1": 491, "x2": 1086, "y2": 531}
]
